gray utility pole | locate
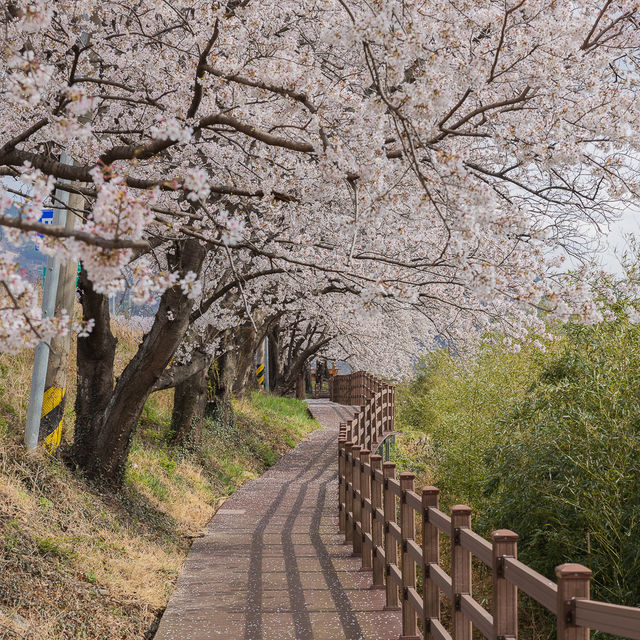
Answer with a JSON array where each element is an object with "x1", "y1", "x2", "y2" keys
[{"x1": 24, "y1": 152, "x2": 72, "y2": 451}]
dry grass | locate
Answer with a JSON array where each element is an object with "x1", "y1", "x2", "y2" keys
[{"x1": 0, "y1": 320, "x2": 319, "y2": 639}]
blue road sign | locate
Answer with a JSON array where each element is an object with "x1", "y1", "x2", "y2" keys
[{"x1": 35, "y1": 208, "x2": 54, "y2": 251}]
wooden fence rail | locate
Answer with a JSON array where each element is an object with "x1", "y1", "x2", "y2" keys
[{"x1": 332, "y1": 371, "x2": 640, "y2": 640}]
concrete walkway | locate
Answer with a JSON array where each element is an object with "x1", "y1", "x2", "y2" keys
[{"x1": 154, "y1": 400, "x2": 402, "y2": 640}]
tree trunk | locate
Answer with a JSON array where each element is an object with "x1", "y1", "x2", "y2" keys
[
  {"x1": 170, "y1": 367, "x2": 207, "y2": 448},
  {"x1": 206, "y1": 331, "x2": 236, "y2": 430},
  {"x1": 72, "y1": 267, "x2": 116, "y2": 469},
  {"x1": 232, "y1": 323, "x2": 259, "y2": 396},
  {"x1": 268, "y1": 327, "x2": 280, "y2": 391},
  {"x1": 74, "y1": 238, "x2": 206, "y2": 484},
  {"x1": 296, "y1": 372, "x2": 306, "y2": 400},
  {"x1": 275, "y1": 334, "x2": 332, "y2": 396}
]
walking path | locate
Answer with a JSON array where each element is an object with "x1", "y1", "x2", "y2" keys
[{"x1": 154, "y1": 399, "x2": 402, "y2": 640}]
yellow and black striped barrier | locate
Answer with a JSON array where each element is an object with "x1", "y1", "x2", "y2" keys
[
  {"x1": 40, "y1": 386, "x2": 65, "y2": 454},
  {"x1": 256, "y1": 363, "x2": 265, "y2": 386}
]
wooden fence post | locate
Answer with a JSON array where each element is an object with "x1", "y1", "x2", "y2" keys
[
  {"x1": 556, "y1": 564, "x2": 591, "y2": 640},
  {"x1": 493, "y1": 530, "x2": 518, "y2": 640},
  {"x1": 351, "y1": 445, "x2": 362, "y2": 556},
  {"x1": 390, "y1": 386, "x2": 395, "y2": 431},
  {"x1": 400, "y1": 472, "x2": 419, "y2": 639},
  {"x1": 371, "y1": 399, "x2": 377, "y2": 448},
  {"x1": 380, "y1": 386, "x2": 385, "y2": 438},
  {"x1": 451, "y1": 505, "x2": 472, "y2": 640},
  {"x1": 344, "y1": 442, "x2": 353, "y2": 544},
  {"x1": 360, "y1": 449, "x2": 372, "y2": 571},
  {"x1": 366, "y1": 402, "x2": 372, "y2": 449},
  {"x1": 383, "y1": 461, "x2": 400, "y2": 611},
  {"x1": 371, "y1": 454, "x2": 384, "y2": 588},
  {"x1": 422, "y1": 486, "x2": 440, "y2": 638},
  {"x1": 338, "y1": 430, "x2": 347, "y2": 534}
]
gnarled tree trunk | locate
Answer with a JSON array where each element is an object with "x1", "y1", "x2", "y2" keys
[
  {"x1": 72, "y1": 238, "x2": 206, "y2": 484},
  {"x1": 72, "y1": 268, "x2": 117, "y2": 469},
  {"x1": 170, "y1": 367, "x2": 207, "y2": 449}
]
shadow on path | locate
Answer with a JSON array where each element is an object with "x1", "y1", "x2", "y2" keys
[{"x1": 154, "y1": 400, "x2": 402, "y2": 640}]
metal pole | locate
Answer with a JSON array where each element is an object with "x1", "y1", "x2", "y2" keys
[
  {"x1": 264, "y1": 336, "x2": 270, "y2": 392},
  {"x1": 24, "y1": 152, "x2": 72, "y2": 450}
]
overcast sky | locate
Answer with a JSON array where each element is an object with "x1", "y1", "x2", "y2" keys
[{"x1": 596, "y1": 210, "x2": 640, "y2": 275}]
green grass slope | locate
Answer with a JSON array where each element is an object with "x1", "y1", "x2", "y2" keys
[{"x1": 0, "y1": 342, "x2": 318, "y2": 639}]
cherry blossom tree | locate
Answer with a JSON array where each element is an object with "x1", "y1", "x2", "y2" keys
[{"x1": 1, "y1": 0, "x2": 639, "y2": 482}]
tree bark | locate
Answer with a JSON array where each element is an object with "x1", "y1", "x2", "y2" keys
[
  {"x1": 152, "y1": 347, "x2": 212, "y2": 392},
  {"x1": 206, "y1": 331, "x2": 236, "y2": 430},
  {"x1": 72, "y1": 267, "x2": 116, "y2": 469},
  {"x1": 268, "y1": 327, "x2": 280, "y2": 391},
  {"x1": 296, "y1": 371, "x2": 306, "y2": 400},
  {"x1": 232, "y1": 322, "x2": 259, "y2": 396},
  {"x1": 170, "y1": 367, "x2": 207, "y2": 448},
  {"x1": 74, "y1": 238, "x2": 206, "y2": 484}
]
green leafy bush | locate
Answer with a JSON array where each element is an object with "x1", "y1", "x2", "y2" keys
[
  {"x1": 396, "y1": 281, "x2": 640, "y2": 618},
  {"x1": 396, "y1": 342, "x2": 548, "y2": 510},
  {"x1": 485, "y1": 317, "x2": 640, "y2": 607}
]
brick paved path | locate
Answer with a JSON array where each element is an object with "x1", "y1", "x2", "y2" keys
[{"x1": 154, "y1": 399, "x2": 402, "y2": 640}]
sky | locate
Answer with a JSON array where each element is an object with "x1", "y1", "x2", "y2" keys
[{"x1": 597, "y1": 210, "x2": 640, "y2": 275}]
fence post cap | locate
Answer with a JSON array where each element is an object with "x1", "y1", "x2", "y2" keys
[
  {"x1": 491, "y1": 529, "x2": 519, "y2": 542},
  {"x1": 352, "y1": 445, "x2": 362, "y2": 451},
  {"x1": 555, "y1": 563, "x2": 592, "y2": 579},
  {"x1": 382, "y1": 461, "x2": 396, "y2": 468},
  {"x1": 450, "y1": 504, "x2": 472, "y2": 515},
  {"x1": 360, "y1": 448, "x2": 371, "y2": 455},
  {"x1": 399, "y1": 473, "x2": 414, "y2": 490},
  {"x1": 421, "y1": 486, "x2": 439, "y2": 495},
  {"x1": 370, "y1": 454, "x2": 382, "y2": 461}
]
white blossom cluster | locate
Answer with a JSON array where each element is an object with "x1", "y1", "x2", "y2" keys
[{"x1": 1, "y1": 0, "x2": 639, "y2": 365}]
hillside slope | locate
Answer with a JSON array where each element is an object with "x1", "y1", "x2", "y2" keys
[{"x1": 0, "y1": 344, "x2": 318, "y2": 639}]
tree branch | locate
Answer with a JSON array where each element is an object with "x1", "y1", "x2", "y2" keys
[{"x1": 0, "y1": 214, "x2": 149, "y2": 249}]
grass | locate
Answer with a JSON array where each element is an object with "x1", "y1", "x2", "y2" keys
[{"x1": 0, "y1": 322, "x2": 320, "y2": 639}]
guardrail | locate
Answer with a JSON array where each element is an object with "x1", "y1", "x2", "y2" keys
[{"x1": 335, "y1": 373, "x2": 640, "y2": 640}]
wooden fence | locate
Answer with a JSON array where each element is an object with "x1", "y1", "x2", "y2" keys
[
  {"x1": 332, "y1": 371, "x2": 640, "y2": 640},
  {"x1": 329, "y1": 371, "x2": 395, "y2": 450}
]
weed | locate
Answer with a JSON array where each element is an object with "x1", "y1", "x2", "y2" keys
[
  {"x1": 37, "y1": 496, "x2": 53, "y2": 513},
  {"x1": 36, "y1": 536, "x2": 77, "y2": 561}
]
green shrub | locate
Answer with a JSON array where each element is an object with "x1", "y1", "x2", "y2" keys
[
  {"x1": 396, "y1": 286, "x2": 640, "y2": 621},
  {"x1": 395, "y1": 342, "x2": 549, "y2": 510},
  {"x1": 485, "y1": 317, "x2": 640, "y2": 607}
]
